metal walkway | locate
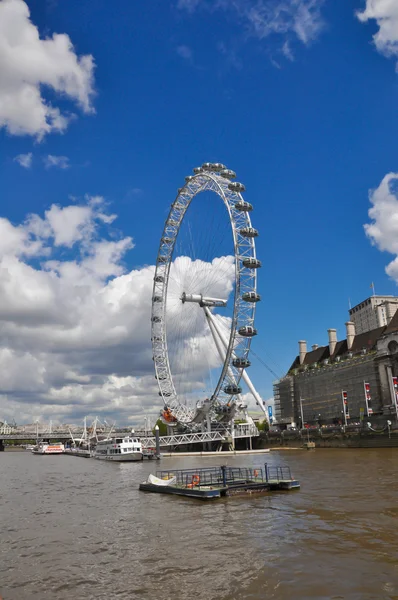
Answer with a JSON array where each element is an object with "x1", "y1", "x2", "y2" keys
[{"x1": 0, "y1": 424, "x2": 259, "y2": 446}]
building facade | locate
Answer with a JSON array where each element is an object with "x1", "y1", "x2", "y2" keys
[
  {"x1": 274, "y1": 312, "x2": 398, "y2": 426},
  {"x1": 349, "y1": 295, "x2": 398, "y2": 335}
]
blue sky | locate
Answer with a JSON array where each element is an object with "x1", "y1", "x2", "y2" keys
[{"x1": 1, "y1": 0, "x2": 398, "y2": 424}]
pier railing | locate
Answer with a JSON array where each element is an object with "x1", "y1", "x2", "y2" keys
[{"x1": 154, "y1": 464, "x2": 291, "y2": 488}]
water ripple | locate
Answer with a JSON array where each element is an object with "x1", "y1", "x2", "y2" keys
[{"x1": 1, "y1": 449, "x2": 398, "y2": 599}]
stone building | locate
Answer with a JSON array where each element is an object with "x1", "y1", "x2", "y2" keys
[
  {"x1": 274, "y1": 311, "x2": 398, "y2": 427},
  {"x1": 349, "y1": 295, "x2": 398, "y2": 334}
]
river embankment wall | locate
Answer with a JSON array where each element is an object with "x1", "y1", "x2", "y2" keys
[{"x1": 256, "y1": 431, "x2": 398, "y2": 449}]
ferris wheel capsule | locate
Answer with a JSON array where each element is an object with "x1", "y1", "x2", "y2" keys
[
  {"x1": 238, "y1": 326, "x2": 257, "y2": 337},
  {"x1": 242, "y1": 258, "x2": 261, "y2": 268},
  {"x1": 228, "y1": 182, "x2": 246, "y2": 193},
  {"x1": 193, "y1": 167, "x2": 203, "y2": 174},
  {"x1": 232, "y1": 358, "x2": 251, "y2": 369},
  {"x1": 220, "y1": 169, "x2": 236, "y2": 179},
  {"x1": 240, "y1": 227, "x2": 258, "y2": 238},
  {"x1": 224, "y1": 384, "x2": 242, "y2": 395},
  {"x1": 235, "y1": 201, "x2": 253, "y2": 212},
  {"x1": 242, "y1": 292, "x2": 261, "y2": 303}
]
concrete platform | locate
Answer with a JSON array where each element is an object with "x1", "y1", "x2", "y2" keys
[{"x1": 161, "y1": 449, "x2": 271, "y2": 457}]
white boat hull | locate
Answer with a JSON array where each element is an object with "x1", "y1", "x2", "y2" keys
[
  {"x1": 93, "y1": 452, "x2": 143, "y2": 462},
  {"x1": 32, "y1": 444, "x2": 65, "y2": 455}
]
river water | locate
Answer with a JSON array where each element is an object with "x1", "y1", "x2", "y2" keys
[{"x1": 1, "y1": 449, "x2": 398, "y2": 600}]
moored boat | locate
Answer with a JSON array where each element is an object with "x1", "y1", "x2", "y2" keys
[
  {"x1": 92, "y1": 435, "x2": 143, "y2": 461},
  {"x1": 32, "y1": 442, "x2": 65, "y2": 455}
]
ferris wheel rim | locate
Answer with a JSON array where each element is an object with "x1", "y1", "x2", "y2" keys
[{"x1": 151, "y1": 166, "x2": 259, "y2": 425}]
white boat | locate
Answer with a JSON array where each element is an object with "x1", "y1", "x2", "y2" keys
[
  {"x1": 32, "y1": 442, "x2": 65, "y2": 455},
  {"x1": 92, "y1": 435, "x2": 143, "y2": 461}
]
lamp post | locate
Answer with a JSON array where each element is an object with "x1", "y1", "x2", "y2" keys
[
  {"x1": 341, "y1": 392, "x2": 348, "y2": 427},
  {"x1": 299, "y1": 397, "x2": 304, "y2": 430}
]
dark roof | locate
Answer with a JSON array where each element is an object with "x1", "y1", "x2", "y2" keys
[
  {"x1": 383, "y1": 309, "x2": 398, "y2": 335},
  {"x1": 289, "y1": 345, "x2": 329, "y2": 371},
  {"x1": 350, "y1": 326, "x2": 385, "y2": 353},
  {"x1": 331, "y1": 339, "x2": 347, "y2": 359},
  {"x1": 303, "y1": 345, "x2": 329, "y2": 365},
  {"x1": 288, "y1": 322, "x2": 392, "y2": 373}
]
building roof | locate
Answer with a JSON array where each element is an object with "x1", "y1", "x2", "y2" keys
[
  {"x1": 288, "y1": 318, "x2": 398, "y2": 372},
  {"x1": 349, "y1": 295, "x2": 398, "y2": 314},
  {"x1": 383, "y1": 308, "x2": 398, "y2": 335},
  {"x1": 350, "y1": 326, "x2": 385, "y2": 353}
]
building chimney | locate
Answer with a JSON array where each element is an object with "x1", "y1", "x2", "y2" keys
[
  {"x1": 345, "y1": 321, "x2": 355, "y2": 350},
  {"x1": 312, "y1": 344, "x2": 319, "y2": 351},
  {"x1": 327, "y1": 329, "x2": 337, "y2": 356},
  {"x1": 298, "y1": 340, "x2": 307, "y2": 365}
]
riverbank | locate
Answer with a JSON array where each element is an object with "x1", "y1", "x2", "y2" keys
[{"x1": 257, "y1": 430, "x2": 398, "y2": 449}]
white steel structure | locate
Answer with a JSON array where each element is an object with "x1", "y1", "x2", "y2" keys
[{"x1": 151, "y1": 162, "x2": 265, "y2": 431}]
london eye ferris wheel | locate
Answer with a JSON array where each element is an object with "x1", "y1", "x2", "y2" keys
[{"x1": 151, "y1": 162, "x2": 264, "y2": 431}]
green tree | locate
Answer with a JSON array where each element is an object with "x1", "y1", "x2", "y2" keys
[
  {"x1": 153, "y1": 419, "x2": 167, "y2": 436},
  {"x1": 256, "y1": 419, "x2": 270, "y2": 432}
]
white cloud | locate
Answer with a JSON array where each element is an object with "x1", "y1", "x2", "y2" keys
[
  {"x1": 364, "y1": 172, "x2": 398, "y2": 280},
  {"x1": 357, "y1": 0, "x2": 398, "y2": 60},
  {"x1": 240, "y1": 391, "x2": 272, "y2": 415},
  {"x1": 282, "y1": 40, "x2": 295, "y2": 61},
  {"x1": 43, "y1": 155, "x2": 70, "y2": 169},
  {"x1": 177, "y1": 0, "x2": 201, "y2": 11},
  {"x1": 0, "y1": 0, "x2": 95, "y2": 139},
  {"x1": 176, "y1": 44, "x2": 193, "y2": 60},
  {"x1": 0, "y1": 198, "x2": 240, "y2": 426},
  {"x1": 14, "y1": 152, "x2": 32, "y2": 168},
  {"x1": 177, "y1": 0, "x2": 325, "y2": 48}
]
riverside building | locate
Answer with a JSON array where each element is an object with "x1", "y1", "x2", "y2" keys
[
  {"x1": 274, "y1": 298, "x2": 398, "y2": 427},
  {"x1": 349, "y1": 295, "x2": 398, "y2": 335}
]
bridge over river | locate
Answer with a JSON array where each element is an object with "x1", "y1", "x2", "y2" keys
[{"x1": 0, "y1": 423, "x2": 258, "y2": 449}]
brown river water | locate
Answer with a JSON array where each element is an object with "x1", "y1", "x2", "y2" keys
[{"x1": 0, "y1": 449, "x2": 398, "y2": 600}]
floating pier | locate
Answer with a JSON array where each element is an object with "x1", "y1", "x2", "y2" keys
[
  {"x1": 64, "y1": 447, "x2": 91, "y2": 458},
  {"x1": 139, "y1": 464, "x2": 300, "y2": 500}
]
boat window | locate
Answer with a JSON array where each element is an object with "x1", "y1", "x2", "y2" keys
[{"x1": 116, "y1": 439, "x2": 123, "y2": 444}]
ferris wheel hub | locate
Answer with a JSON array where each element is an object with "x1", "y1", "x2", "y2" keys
[{"x1": 181, "y1": 292, "x2": 227, "y2": 308}]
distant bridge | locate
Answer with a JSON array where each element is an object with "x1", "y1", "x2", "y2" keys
[{"x1": 0, "y1": 423, "x2": 258, "y2": 447}]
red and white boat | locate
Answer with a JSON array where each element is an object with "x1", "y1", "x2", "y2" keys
[{"x1": 32, "y1": 442, "x2": 65, "y2": 455}]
